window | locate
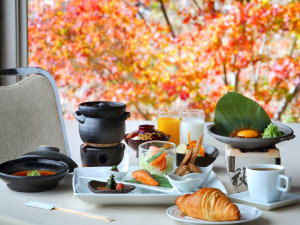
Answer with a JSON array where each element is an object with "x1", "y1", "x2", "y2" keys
[{"x1": 28, "y1": 0, "x2": 299, "y2": 122}]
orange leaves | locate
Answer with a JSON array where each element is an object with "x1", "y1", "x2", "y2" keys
[{"x1": 28, "y1": 0, "x2": 300, "y2": 122}]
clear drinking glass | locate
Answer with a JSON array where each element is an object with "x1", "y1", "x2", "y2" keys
[
  {"x1": 181, "y1": 109, "x2": 205, "y2": 144},
  {"x1": 138, "y1": 141, "x2": 176, "y2": 176},
  {"x1": 157, "y1": 108, "x2": 180, "y2": 145}
]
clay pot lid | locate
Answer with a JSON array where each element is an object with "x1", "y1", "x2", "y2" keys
[{"x1": 78, "y1": 101, "x2": 127, "y2": 118}]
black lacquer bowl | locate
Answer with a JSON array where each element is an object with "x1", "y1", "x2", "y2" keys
[
  {"x1": 176, "y1": 144, "x2": 219, "y2": 167},
  {"x1": 0, "y1": 158, "x2": 69, "y2": 192},
  {"x1": 207, "y1": 123, "x2": 295, "y2": 149}
]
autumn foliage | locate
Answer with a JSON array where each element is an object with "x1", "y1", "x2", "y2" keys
[{"x1": 28, "y1": 0, "x2": 300, "y2": 122}]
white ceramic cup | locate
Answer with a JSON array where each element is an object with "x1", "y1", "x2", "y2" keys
[{"x1": 246, "y1": 164, "x2": 291, "y2": 203}]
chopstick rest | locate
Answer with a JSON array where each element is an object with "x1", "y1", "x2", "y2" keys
[{"x1": 24, "y1": 201, "x2": 114, "y2": 222}]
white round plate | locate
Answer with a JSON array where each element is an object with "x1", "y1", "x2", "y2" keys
[{"x1": 166, "y1": 203, "x2": 262, "y2": 225}]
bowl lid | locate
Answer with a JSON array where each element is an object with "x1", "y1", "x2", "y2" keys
[
  {"x1": 19, "y1": 146, "x2": 78, "y2": 172},
  {"x1": 125, "y1": 124, "x2": 170, "y2": 141}
]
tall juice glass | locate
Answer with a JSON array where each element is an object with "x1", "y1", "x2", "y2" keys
[
  {"x1": 181, "y1": 109, "x2": 204, "y2": 144},
  {"x1": 157, "y1": 108, "x2": 180, "y2": 145}
]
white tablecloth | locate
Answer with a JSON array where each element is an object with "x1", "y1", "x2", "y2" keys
[{"x1": 0, "y1": 120, "x2": 299, "y2": 225}]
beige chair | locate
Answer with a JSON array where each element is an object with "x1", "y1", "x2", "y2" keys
[{"x1": 0, "y1": 67, "x2": 70, "y2": 163}]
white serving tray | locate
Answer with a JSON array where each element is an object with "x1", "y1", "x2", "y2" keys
[
  {"x1": 229, "y1": 191, "x2": 300, "y2": 210},
  {"x1": 72, "y1": 166, "x2": 227, "y2": 205}
]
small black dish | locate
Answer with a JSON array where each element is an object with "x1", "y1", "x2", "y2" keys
[
  {"x1": 207, "y1": 123, "x2": 295, "y2": 149},
  {"x1": 0, "y1": 158, "x2": 69, "y2": 192},
  {"x1": 88, "y1": 180, "x2": 135, "y2": 194},
  {"x1": 20, "y1": 146, "x2": 78, "y2": 173},
  {"x1": 176, "y1": 144, "x2": 219, "y2": 167}
]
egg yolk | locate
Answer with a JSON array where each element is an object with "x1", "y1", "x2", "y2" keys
[{"x1": 236, "y1": 129, "x2": 259, "y2": 138}]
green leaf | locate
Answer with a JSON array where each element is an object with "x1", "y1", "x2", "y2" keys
[
  {"x1": 124, "y1": 174, "x2": 173, "y2": 189},
  {"x1": 214, "y1": 92, "x2": 271, "y2": 136}
]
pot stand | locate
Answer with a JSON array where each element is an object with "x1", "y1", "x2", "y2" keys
[
  {"x1": 225, "y1": 145, "x2": 281, "y2": 193},
  {"x1": 80, "y1": 143, "x2": 125, "y2": 167}
]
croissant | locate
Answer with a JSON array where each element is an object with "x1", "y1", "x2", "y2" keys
[{"x1": 175, "y1": 188, "x2": 241, "y2": 221}]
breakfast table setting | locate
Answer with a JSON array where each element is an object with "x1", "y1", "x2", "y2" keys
[{"x1": 0, "y1": 92, "x2": 300, "y2": 225}]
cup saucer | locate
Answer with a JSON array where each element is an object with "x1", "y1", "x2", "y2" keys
[{"x1": 229, "y1": 191, "x2": 300, "y2": 210}]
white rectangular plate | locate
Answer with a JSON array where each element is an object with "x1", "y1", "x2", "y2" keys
[
  {"x1": 229, "y1": 191, "x2": 300, "y2": 210},
  {"x1": 73, "y1": 166, "x2": 227, "y2": 205}
]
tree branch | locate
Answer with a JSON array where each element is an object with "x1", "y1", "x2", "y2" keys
[
  {"x1": 158, "y1": 0, "x2": 176, "y2": 38},
  {"x1": 121, "y1": 0, "x2": 149, "y2": 29},
  {"x1": 192, "y1": 0, "x2": 201, "y2": 11},
  {"x1": 234, "y1": 69, "x2": 240, "y2": 92},
  {"x1": 222, "y1": 62, "x2": 228, "y2": 85},
  {"x1": 289, "y1": 36, "x2": 297, "y2": 56},
  {"x1": 274, "y1": 83, "x2": 300, "y2": 121},
  {"x1": 273, "y1": 36, "x2": 298, "y2": 121},
  {"x1": 254, "y1": 34, "x2": 267, "y2": 90},
  {"x1": 134, "y1": 100, "x2": 149, "y2": 120}
]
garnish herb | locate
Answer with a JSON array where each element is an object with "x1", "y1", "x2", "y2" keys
[
  {"x1": 111, "y1": 165, "x2": 119, "y2": 172},
  {"x1": 27, "y1": 170, "x2": 41, "y2": 176},
  {"x1": 106, "y1": 174, "x2": 117, "y2": 190},
  {"x1": 262, "y1": 123, "x2": 283, "y2": 138}
]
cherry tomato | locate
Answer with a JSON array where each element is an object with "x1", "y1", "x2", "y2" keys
[{"x1": 116, "y1": 183, "x2": 124, "y2": 190}]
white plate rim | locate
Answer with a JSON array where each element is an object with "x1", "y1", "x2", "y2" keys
[{"x1": 166, "y1": 203, "x2": 262, "y2": 225}]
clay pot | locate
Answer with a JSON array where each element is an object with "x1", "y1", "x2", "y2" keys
[{"x1": 74, "y1": 101, "x2": 130, "y2": 144}]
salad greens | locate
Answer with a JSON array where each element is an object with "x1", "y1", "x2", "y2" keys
[{"x1": 262, "y1": 123, "x2": 283, "y2": 138}]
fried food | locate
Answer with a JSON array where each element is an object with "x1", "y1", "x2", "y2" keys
[
  {"x1": 179, "y1": 149, "x2": 192, "y2": 166},
  {"x1": 188, "y1": 135, "x2": 203, "y2": 164},
  {"x1": 175, "y1": 134, "x2": 204, "y2": 176},
  {"x1": 188, "y1": 163, "x2": 201, "y2": 173},
  {"x1": 181, "y1": 168, "x2": 191, "y2": 176},
  {"x1": 174, "y1": 165, "x2": 189, "y2": 176}
]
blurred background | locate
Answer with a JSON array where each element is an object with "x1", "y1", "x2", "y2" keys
[{"x1": 28, "y1": 0, "x2": 299, "y2": 122}]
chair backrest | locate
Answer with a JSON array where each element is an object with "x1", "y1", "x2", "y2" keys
[{"x1": 0, "y1": 67, "x2": 70, "y2": 163}]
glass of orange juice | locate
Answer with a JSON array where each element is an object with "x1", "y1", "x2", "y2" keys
[{"x1": 157, "y1": 108, "x2": 180, "y2": 146}]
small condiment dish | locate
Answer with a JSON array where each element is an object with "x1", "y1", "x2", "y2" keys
[
  {"x1": 165, "y1": 164, "x2": 213, "y2": 193},
  {"x1": 88, "y1": 180, "x2": 135, "y2": 194},
  {"x1": 102, "y1": 153, "x2": 129, "y2": 180}
]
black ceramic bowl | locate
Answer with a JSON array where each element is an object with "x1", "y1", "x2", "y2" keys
[
  {"x1": 207, "y1": 123, "x2": 295, "y2": 149},
  {"x1": 0, "y1": 158, "x2": 69, "y2": 192},
  {"x1": 176, "y1": 144, "x2": 219, "y2": 167}
]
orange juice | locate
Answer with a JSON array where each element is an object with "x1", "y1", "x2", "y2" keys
[{"x1": 157, "y1": 117, "x2": 180, "y2": 145}]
